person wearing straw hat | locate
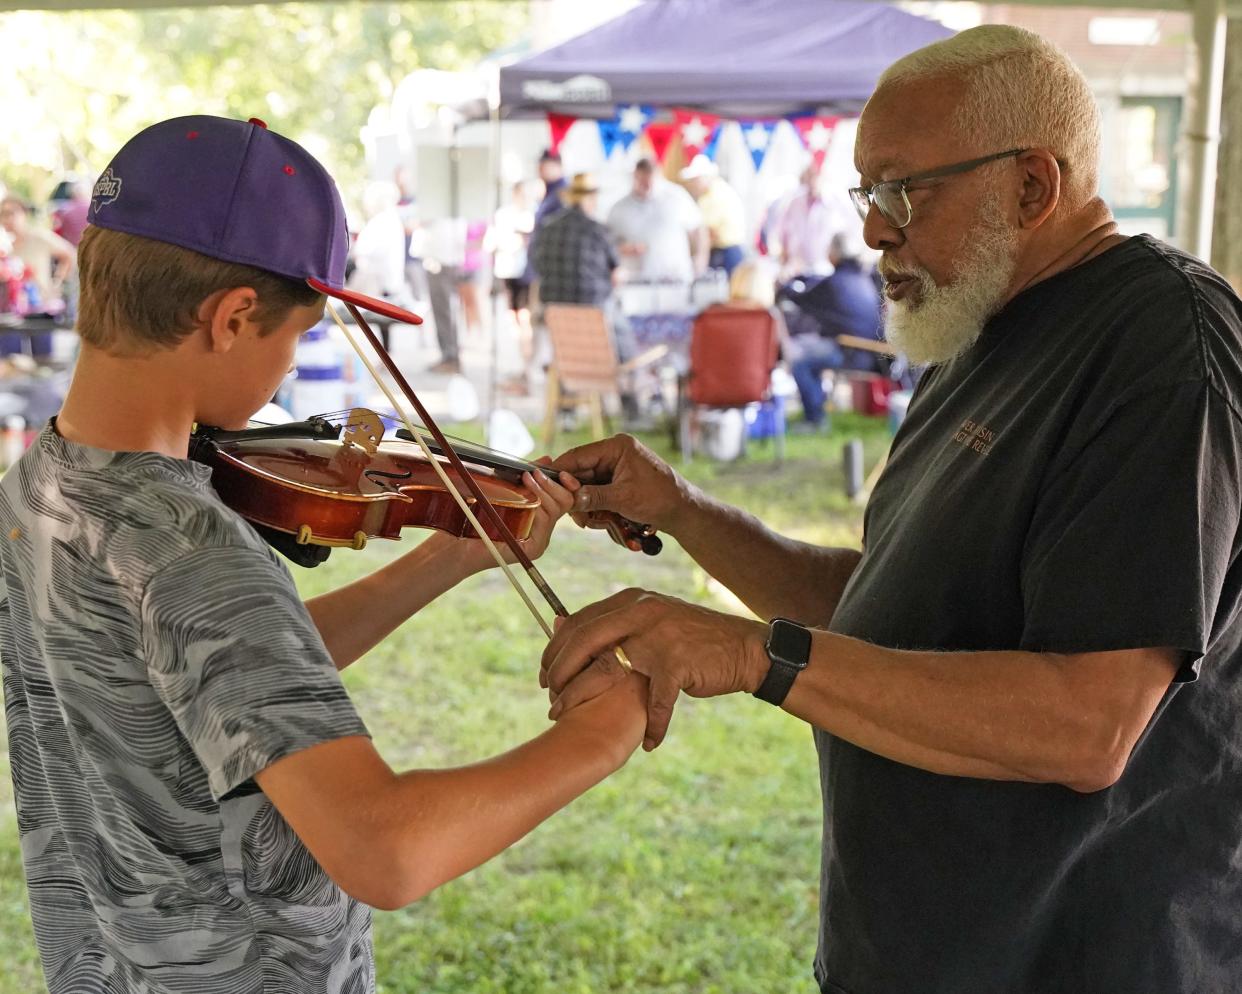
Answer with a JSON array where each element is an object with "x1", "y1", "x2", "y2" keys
[
  {"x1": 532, "y1": 171, "x2": 640, "y2": 391},
  {"x1": 0, "y1": 115, "x2": 647, "y2": 994},
  {"x1": 532, "y1": 172, "x2": 614, "y2": 307}
]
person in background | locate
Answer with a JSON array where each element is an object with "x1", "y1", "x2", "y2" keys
[
  {"x1": 532, "y1": 174, "x2": 621, "y2": 330},
  {"x1": 776, "y1": 161, "x2": 857, "y2": 280},
  {"x1": 714, "y1": 260, "x2": 784, "y2": 328},
  {"x1": 524, "y1": 149, "x2": 570, "y2": 377},
  {"x1": 780, "y1": 229, "x2": 885, "y2": 430},
  {"x1": 542, "y1": 24, "x2": 1242, "y2": 994},
  {"x1": 532, "y1": 173, "x2": 640, "y2": 417},
  {"x1": 679, "y1": 155, "x2": 746, "y2": 277},
  {"x1": 488, "y1": 182, "x2": 535, "y2": 393},
  {"x1": 421, "y1": 216, "x2": 466, "y2": 375},
  {"x1": 394, "y1": 166, "x2": 428, "y2": 307},
  {"x1": 348, "y1": 180, "x2": 410, "y2": 352},
  {"x1": 532, "y1": 149, "x2": 567, "y2": 233},
  {"x1": 51, "y1": 178, "x2": 92, "y2": 248},
  {"x1": 457, "y1": 219, "x2": 488, "y2": 338},
  {"x1": 705, "y1": 259, "x2": 788, "y2": 360},
  {"x1": 49, "y1": 178, "x2": 94, "y2": 324},
  {"x1": 607, "y1": 158, "x2": 704, "y2": 285},
  {"x1": 0, "y1": 195, "x2": 75, "y2": 313}
]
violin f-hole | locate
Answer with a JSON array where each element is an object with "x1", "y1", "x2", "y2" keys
[{"x1": 363, "y1": 467, "x2": 414, "y2": 491}]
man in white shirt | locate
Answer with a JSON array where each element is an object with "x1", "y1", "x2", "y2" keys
[
  {"x1": 777, "y1": 162, "x2": 857, "y2": 279},
  {"x1": 607, "y1": 159, "x2": 704, "y2": 284}
]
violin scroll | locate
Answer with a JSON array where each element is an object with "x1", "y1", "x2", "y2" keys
[{"x1": 597, "y1": 514, "x2": 663, "y2": 556}]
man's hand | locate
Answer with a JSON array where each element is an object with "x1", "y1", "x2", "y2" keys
[
  {"x1": 550, "y1": 434, "x2": 696, "y2": 537},
  {"x1": 541, "y1": 588, "x2": 769, "y2": 751}
]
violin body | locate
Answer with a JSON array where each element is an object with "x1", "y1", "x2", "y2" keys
[{"x1": 191, "y1": 430, "x2": 539, "y2": 552}]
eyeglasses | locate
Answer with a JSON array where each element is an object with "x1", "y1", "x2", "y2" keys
[{"x1": 849, "y1": 148, "x2": 1027, "y2": 229}]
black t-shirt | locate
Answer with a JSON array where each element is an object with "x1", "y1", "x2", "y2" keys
[{"x1": 815, "y1": 236, "x2": 1242, "y2": 994}]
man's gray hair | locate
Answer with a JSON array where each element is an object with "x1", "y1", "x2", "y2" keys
[{"x1": 876, "y1": 25, "x2": 1101, "y2": 209}]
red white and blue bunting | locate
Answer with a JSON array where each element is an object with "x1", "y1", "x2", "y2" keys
[{"x1": 545, "y1": 109, "x2": 843, "y2": 171}]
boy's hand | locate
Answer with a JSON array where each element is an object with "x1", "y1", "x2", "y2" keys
[
  {"x1": 458, "y1": 462, "x2": 579, "y2": 574},
  {"x1": 551, "y1": 669, "x2": 650, "y2": 764}
]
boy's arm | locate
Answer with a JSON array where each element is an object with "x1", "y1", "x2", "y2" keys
[
  {"x1": 303, "y1": 532, "x2": 481, "y2": 670},
  {"x1": 254, "y1": 674, "x2": 646, "y2": 910},
  {"x1": 307, "y1": 470, "x2": 576, "y2": 669}
]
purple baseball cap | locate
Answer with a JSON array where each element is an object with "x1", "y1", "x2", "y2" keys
[{"x1": 88, "y1": 114, "x2": 422, "y2": 325}]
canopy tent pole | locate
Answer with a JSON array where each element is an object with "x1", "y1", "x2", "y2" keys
[
  {"x1": 1185, "y1": 0, "x2": 1226, "y2": 260},
  {"x1": 486, "y1": 69, "x2": 503, "y2": 427}
]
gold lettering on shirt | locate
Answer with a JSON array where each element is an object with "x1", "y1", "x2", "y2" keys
[{"x1": 951, "y1": 418, "x2": 997, "y2": 456}]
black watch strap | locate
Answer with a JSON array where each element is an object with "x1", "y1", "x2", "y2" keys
[{"x1": 753, "y1": 618, "x2": 812, "y2": 706}]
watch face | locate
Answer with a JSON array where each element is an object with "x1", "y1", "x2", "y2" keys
[{"x1": 769, "y1": 618, "x2": 812, "y2": 670}]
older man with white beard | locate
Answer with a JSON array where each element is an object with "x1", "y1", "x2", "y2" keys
[{"x1": 539, "y1": 23, "x2": 1242, "y2": 994}]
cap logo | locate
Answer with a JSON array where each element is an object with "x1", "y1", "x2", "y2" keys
[{"x1": 91, "y1": 168, "x2": 123, "y2": 214}]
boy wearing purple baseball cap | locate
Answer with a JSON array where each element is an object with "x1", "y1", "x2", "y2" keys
[{"x1": 0, "y1": 116, "x2": 646, "y2": 993}]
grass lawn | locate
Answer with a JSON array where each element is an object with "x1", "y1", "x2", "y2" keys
[{"x1": 0, "y1": 414, "x2": 891, "y2": 994}]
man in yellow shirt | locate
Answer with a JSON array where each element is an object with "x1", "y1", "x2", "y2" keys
[{"x1": 680, "y1": 156, "x2": 746, "y2": 276}]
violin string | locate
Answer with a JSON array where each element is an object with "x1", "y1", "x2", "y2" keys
[
  {"x1": 336, "y1": 300, "x2": 607, "y2": 654},
  {"x1": 325, "y1": 303, "x2": 554, "y2": 638},
  {"x1": 321, "y1": 409, "x2": 543, "y2": 476}
]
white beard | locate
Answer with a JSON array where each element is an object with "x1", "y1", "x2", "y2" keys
[{"x1": 881, "y1": 194, "x2": 1019, "y2": 366}]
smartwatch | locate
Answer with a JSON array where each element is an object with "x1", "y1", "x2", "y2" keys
[{"x1": 753, "y1": 618, "x2": 812, "y2": 706}]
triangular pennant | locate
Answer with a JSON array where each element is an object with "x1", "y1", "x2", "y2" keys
[
  {"x1": 597, "y1": 118, "x2": 624, "y2": 159},
  {"x1": 615, "y1": 104, "x2": 655, "y2": 151},
  {"x1": 673, "y1": 109, "x2": 722, "y2": 161},
  {"x1": 702, "y1": 126, "x2": 724, "y2": 162},
  {"x1": 644, "y1": 122, "x2": 678, "y2": 165},
  {"x1": 740, "y1": 120, "x2": 778, "y2": 172},
  {"x1": 791, "y1": 115, "x2": 841, "y2": 168},
  {"x1": 547, "y1": 113, "x2": 577, "y2": 155}
]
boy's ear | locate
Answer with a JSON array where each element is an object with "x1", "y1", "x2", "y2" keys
[{"x1": 199, "y1": 287, "x2": 260, "y2": 353}]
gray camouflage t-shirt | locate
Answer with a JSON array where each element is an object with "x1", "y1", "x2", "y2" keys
[{"x1": 0, "y1": 421, "x2": 374, "y2": 994}]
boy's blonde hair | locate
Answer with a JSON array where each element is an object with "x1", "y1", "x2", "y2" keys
[{"x1": 77, "y1": 226, "x2": 323, "y2": 354}]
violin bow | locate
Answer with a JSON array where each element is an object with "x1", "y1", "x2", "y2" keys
[{"x1": 325, "y1": 301, "x2": 634, "y2": 672}]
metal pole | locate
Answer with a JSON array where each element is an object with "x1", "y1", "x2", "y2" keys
[
  {"x1": 1185, "y1": 0, "x2": 1226, "y2": 261},
  {"x1": 487, "y1": 73, "x2": 503, "y2": 428}
]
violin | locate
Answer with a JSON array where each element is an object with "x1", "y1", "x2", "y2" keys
[
  {"x1": 287, "y1": 296, "x2": 638, "y2": 670},
  {"x1": 189, "y1": 409, "x2": 661, "y2": 567},
  {"x1": 389, "y1": 426, "x2": 662, "y2": 557}
]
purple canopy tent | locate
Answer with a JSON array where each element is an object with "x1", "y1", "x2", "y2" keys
[{"x1": 498, "y1": 0, "x2": 955, "y2": 119}]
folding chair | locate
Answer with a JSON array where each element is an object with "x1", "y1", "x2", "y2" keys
[
  {"x1": 540, "y1": 304, "x2": 666, "y2": 450},
  {"x1": 679, "y1": 305, "x2": 783, "y2": 462}
]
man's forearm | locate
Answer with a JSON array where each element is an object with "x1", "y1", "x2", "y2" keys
[
  {"x1": 781, "y1": 633, "x2": 1179, "y2": 791},
  {"x1": 669, "y1": 486, "x2": 860, "y2": 625}
]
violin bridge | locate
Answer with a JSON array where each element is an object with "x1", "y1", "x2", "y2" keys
[{"x1": 341, "y1": 408, "x2": 385, "y2": 455}]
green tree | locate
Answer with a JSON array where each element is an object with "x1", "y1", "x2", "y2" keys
[{"x1": 0, "y1": 2, "x2": 528, "y2": 205}]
